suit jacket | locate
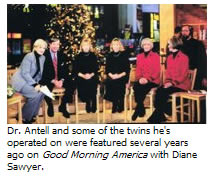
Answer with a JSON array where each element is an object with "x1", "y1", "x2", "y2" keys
[
  {"x1": 40, "y1": 50, "x2": 69, "y2": 88},
  {"x1": 136, "y1": 51, "x2": 160, "y2": 85},
  {"x1": 12, "y1": 52, "x2": 45, "y2": 92},
  {"x1": 181, "y1": 38, "x2": 207, "y2": 89},
  {"x1": 165, "y1": 51, "x2": 190, "y2": 91}
]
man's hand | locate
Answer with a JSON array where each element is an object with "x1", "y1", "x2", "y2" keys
[{"x1": 54, "y1": 80, "x2": 63, "y2": 88}]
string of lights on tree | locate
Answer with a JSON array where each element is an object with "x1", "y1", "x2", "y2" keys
[
  {"x1": 45, "y1": 4, "x2": 105, "y2": 76},
  {"x1": 11, "y1": 4, "x2": 101, "y2": 59},
  {"x1": 45, "y1": 4, "x2": 97, "y2": 59},
  {"x1": 11, "y1": 4, "x2": 103, "y2": 75}
]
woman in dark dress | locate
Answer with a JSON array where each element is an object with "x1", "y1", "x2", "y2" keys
[
  {"x1": 75, "y1": 38, "x2": 99, "y2": 113},
  {"x1": 104, "y1": 38, "x2": 130, "y2": 113},
  {"x1": 147, "y1": 36, "x2": 190, "y2": 123}
]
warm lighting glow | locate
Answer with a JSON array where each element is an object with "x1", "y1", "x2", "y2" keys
[
  {"x1": 150, "y1": 13, "x2": 154, "y2": 39},
  {"x1": 7, "y1": 33, "x2": 12, "y2": 39},
  {"x1": 12, "y1": 33, "x2": 22, "y2": 39},
  {"x1": 23, "y1": 39, "x2": 31, "y2": 53}
]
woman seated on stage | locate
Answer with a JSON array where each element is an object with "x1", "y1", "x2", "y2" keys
[
  {"x1": 147, "y1": 36, "x2": 190, "y2": 123},
  {"x1": 11, "y1": 39, "x2": 47, "y2": 124},
  {"x1": 74, "y1": 38, "x2": 99, "y2": 113},
  {"x1": 132, "y1": 38, "x2": 160, "y2": 121},
  {"x1": 104, "y1": 38, "x2": 130, "y2": 113}
]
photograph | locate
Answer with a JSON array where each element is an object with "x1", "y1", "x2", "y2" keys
[{"x1": 7, "y1": 4, "x2": 207, "y2": 124}]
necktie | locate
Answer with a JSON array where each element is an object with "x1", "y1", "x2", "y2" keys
[{"x1": 53, "y1": 53, "x2": 58, "y2": 80}]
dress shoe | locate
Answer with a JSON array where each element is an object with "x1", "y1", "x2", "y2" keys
[
  {"x1": 118, "y1": 99, "x2": 124, "y2": 113},
  {"x1": 147, "y1": 110, "x2": 158, "y2": 123},
  {"x1": 23, "y1": 119, "x2": 33, "y2": 124},
  {"x1": 164, "y1": 103, "x2": 172, "y2": 116},
  {"x1": 91, "y1": 100, "x2": 97, "y2": 113},
  {"x1": 47, "y1": 104, "x2": 54, "y2": 117},
  {"x1": 91, "y1": 108, "x2": 96, "y2": 113},
  {"x1": 23, "y1": 115, "x2": 38, "y2": 124},
  {"x1": 117, "y1": 102, "x2": 124, "y2": 113},
  {"x1": 112, "y1": 104, "x2": 117, "y2": 113},
  {"x1": 147, "y1": 110, "x2": 167, "y2": 124},
  {"x1": 91, "y1": 105, "x2": 97, "y2": 113},
  {"x1": 117, "y1": 108, "x2": 124, "y2": 113},
  {"x1": 138, "y1": 107, "x2": 145, "y2": 117},
  {"x1": 15, "y1": 114, "x2": 18, "y2": 121},
  {"x1": 132, "y1": 105, "x2": 144, "y2": 121},
  {"x1": 62, "y1": 110, "x2": 70, "y2": 118},
  {"x1": 31, "y1": 117, "x2": 37, "y2": 123},
  {"x1": 59, "y1": 105, "x2": 70, "y2": 118},
  {"x1": 160, "y1": 114, "x2": 167, "y2": 123},
  {"x1": 86, "y1": 102, "x2": 91, "y2": 113},
  {"x1": 132, "y1": 111, "x2": 139, "y2": 121},
  {"x1": 16, "y1": 114, "x2": 34, "y2": 121}
]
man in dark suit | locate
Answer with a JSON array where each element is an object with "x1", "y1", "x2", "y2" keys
[
  {"x1": 181, "y1": 25, "x2": 207, "y2": 90},
  {"x1": 181, "y1": 25, "x2": 207, "y2": 123},
  {"x1": 41, "y1": 38, "x2": 75, "y2": 118}
]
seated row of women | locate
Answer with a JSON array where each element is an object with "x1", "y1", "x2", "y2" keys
[{"x1": 11, "y1": 36, "x2": 191, "y2": 124}]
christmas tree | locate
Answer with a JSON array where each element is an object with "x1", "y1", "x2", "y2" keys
[
  {"x1": 45, "y1": 4, "x2": 96, "y2": 60},
  {"x1": 9, "y1": 4, "x2": 102, "y2": 76}
]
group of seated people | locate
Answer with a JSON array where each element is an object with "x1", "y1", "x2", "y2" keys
[{"x1": 11, "y1": 25, "x2": 207, "y2": 124}]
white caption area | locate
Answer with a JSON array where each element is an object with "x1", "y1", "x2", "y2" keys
[{"x1": 3, "y1": 124, "x2": 211, "y2": 177}]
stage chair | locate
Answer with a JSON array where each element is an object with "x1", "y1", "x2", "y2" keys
[
  {"x1": 7, "y1": 68, "x2": 17, "y2": 84},
  {"x1": 129, "y1": 66, "x2": 157, "y2": 122},
  {"x1": 169, "y1": 69, "x2": 197, "y2": 122},
  {"x1": 102, "y1": 64, "x2": 132, "y2": 124},
  {"x1": 103, "y1": 87, "x2": 129, "y2": 124},
  {"x1": 43, "y1": 87, "x2": 71, "y2": 124},
  {"x1": 7, "y1": 93, "x2": 23, "y2": 124},
  {"x1": 52, "y1": 87, "x2": 65, "y2": 105},
  {"x1": 75, "y1": 85, "x2": 100, "y2": 124},
  {"x1": 7, "y1": 68, "x2": 49, "y2": 124},
  {"x1": 180, "y1": 92, "x2": 206, "y2": 123}
]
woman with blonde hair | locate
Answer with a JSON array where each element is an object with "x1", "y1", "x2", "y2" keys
[
  {"x1": 132, "y1": 38, "x2": 160, "y2": 121},
  {"x1": 12, "y1": 39, "x2": 47, "y2": 124},
  {"x1": 74, "y1": 38, "x2": 99, "y2": 113},
  {"x1": 104, "y1": 38, "x2": 130, "y2": 113}
]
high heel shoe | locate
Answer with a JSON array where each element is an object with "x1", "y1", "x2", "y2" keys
[
  {"x1": 112, "y1": 103, "x2": 117, "y2": 113},
  {"x1": 117, "y1": 99, "x2": 124, "y2": 113},
  {"x1": 91, "y1": 99, "x2": 97, "y2": 113},
  {"x1": 86, "y1": 101, "x2": 91, "y2": 113}
]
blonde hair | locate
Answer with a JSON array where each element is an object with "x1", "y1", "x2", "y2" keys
[
  {"x1": 110, "y1": 38, "x2": 125, "y2": 52},
  {"x1": 168, "y1": 36, "x2": 183, "y2": 50},
  {"x1": 33, "y1": 39, "x2": 47, "y2": 51},
  {"x1": 141, "y1": 38, "x2": 154, "y2": 49},
  {"x1": 80, "y1": 38, "x2": 94, "y2": 52}
]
